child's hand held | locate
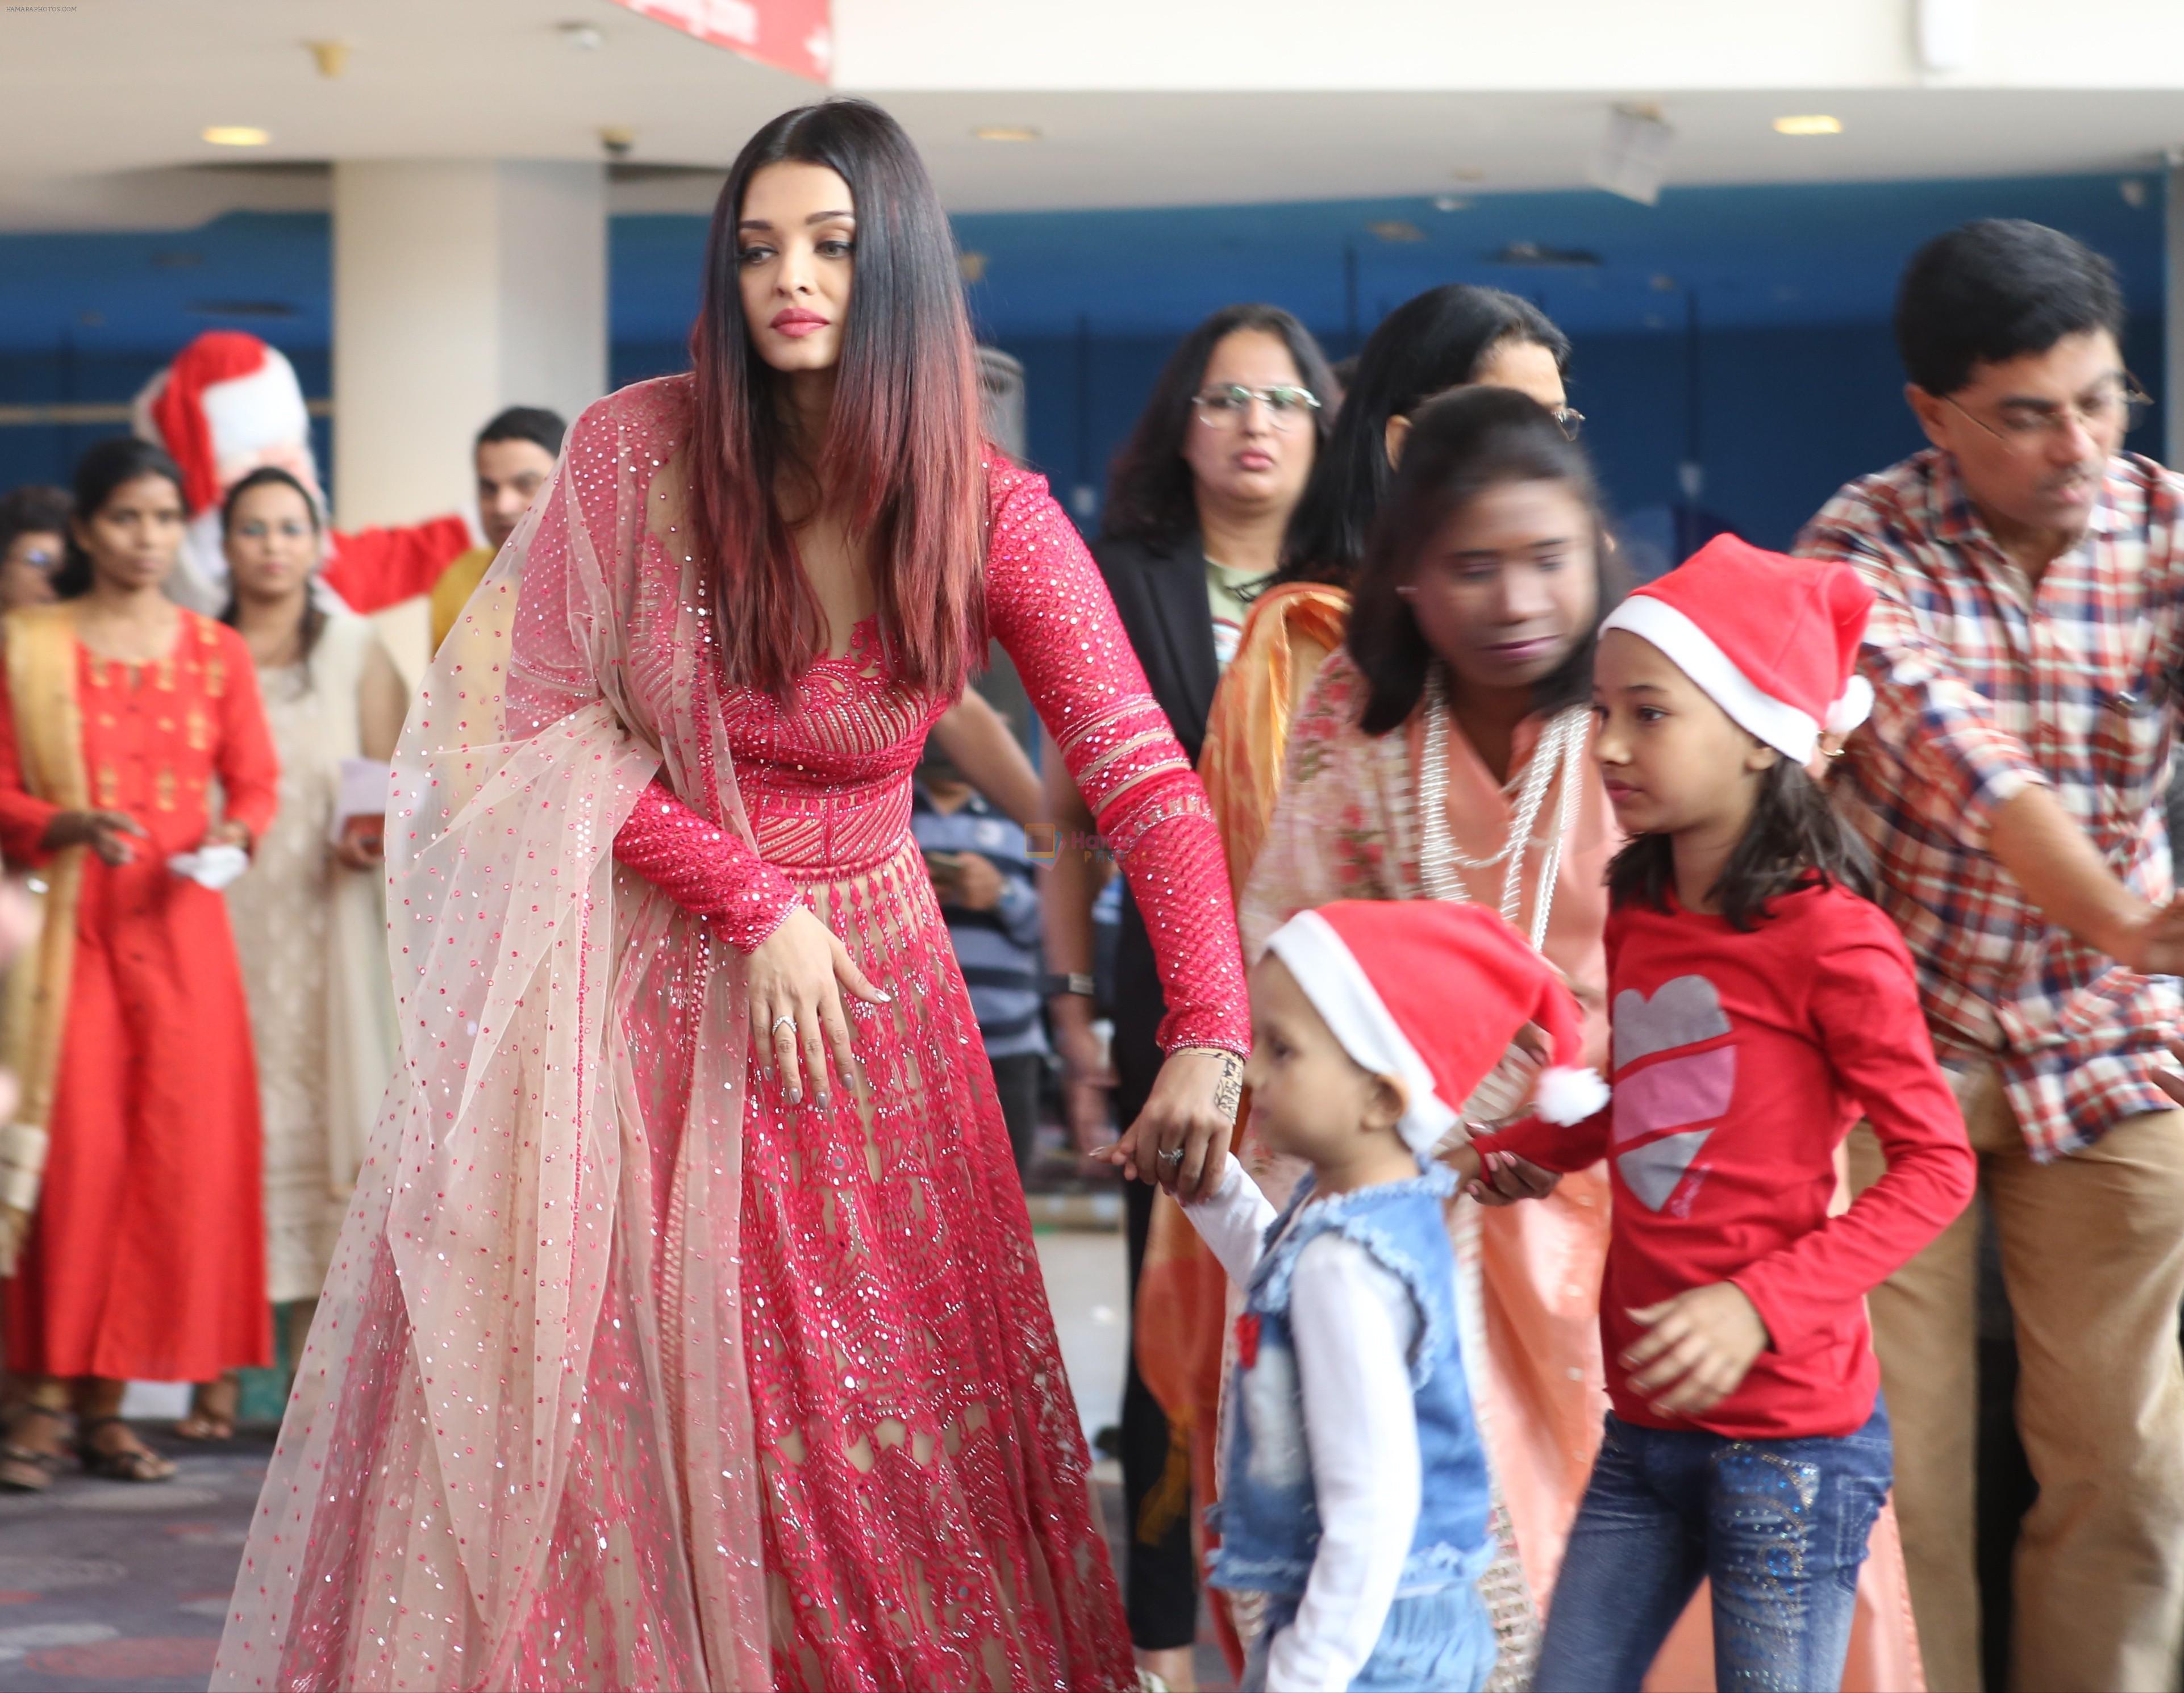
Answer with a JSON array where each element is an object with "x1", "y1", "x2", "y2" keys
[
  {"x1": 1086, "y1": 1137, "x2": 1141, "y2": 1182},
  {"x1": 1484, "y1": 1149, "x2": 1559, "y2": 1203},
  {"x1": 1451, "y1": 1141, "x2": 1560, "y2": 1207},
  {"x1": 1623, "y1": 1284, "x2": 1771, "y2": 1417}
]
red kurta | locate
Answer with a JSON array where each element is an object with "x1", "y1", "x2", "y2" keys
[{"x1": 0, "y1": 611, "x2": 280, "y2": 1380}]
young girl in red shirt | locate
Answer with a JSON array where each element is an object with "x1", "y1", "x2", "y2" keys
[{"x1": 1461, "y1": 535, "x2": 1975, "y2": 1692}]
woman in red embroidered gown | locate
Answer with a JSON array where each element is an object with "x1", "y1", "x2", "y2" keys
[
  {"x1": 216, "y1": 101, "x2": 1247, "y2": 1693},
  {"x1": 0, "y1": 437, "x2": 277, "y2": 1489}
]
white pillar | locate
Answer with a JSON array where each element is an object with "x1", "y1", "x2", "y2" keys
[{"x1": 332, "y1": 160, "x2": 607, "y2": 674}]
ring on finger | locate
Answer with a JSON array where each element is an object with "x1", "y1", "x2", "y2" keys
[
  {"x1": 1157, "y1": 1146, "x2": 1185, "y2": 1166},
  {"x1": 772, "y1": 1015, "x2": 797, "y2": 1035}
]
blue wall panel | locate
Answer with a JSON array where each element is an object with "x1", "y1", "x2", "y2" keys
[{"x1": 0, "y1": 173, "x2": 2166, "y2": 558}]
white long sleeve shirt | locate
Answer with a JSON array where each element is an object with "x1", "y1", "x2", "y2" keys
[{"x1": 1185, "y1": 1162, "x2": 1423, "y2": 1693}]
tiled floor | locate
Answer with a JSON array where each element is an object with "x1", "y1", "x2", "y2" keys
[
  {"x1": 0, "y1": 1219, "x2": 1235, "y2": 1693},
  {"x1": 1041, "y1": 1220, "x2": 1236, "y2": 1693},
  {"x1": 1036, "y1": 1223, "x2": 1132, "y2": 1449}
]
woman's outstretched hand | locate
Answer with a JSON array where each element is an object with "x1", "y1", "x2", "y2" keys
[
  {"x1": 1102, "y1": 1046, "x2": 1241, "y2": 1203},
  {"x1": 745, "y1": 906, "x2": 891, "y2": 1111}
]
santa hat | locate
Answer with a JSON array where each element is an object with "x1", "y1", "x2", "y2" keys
[
  {"x1": 1599, "y1": 536, "x2": 1875, "y2": 764},
  {"x1": 1265, "y1": 900, "x2": 1608, "y2": 1157},
  {"x1": 133, "y1": 331, "x2": 314, "y2": 519}
]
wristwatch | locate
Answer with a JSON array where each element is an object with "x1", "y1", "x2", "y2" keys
[{"x1": 1044, "y1": 971, "x2": 1097, "y2": 999}]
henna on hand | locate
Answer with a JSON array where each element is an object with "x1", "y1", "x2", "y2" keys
[{"x1": 1211, "y1": 1052, "x2": 1243, "y2": 1124}]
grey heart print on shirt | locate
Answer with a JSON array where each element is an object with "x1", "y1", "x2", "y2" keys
[
  {"x1": 1611, "y1": 974, "x2": 1735, "y2": 1213},
  {"x1": 1612, "y1": 974, "x2": 1732, "y2": 1069}
]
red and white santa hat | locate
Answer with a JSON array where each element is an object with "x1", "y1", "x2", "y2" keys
[
  {"x1": 1599, "y1": 535, "x2": 1876, "y2": 764},
  {"x1": 1265, "y1": 900, "x2": 1608, "y2": 1157},
  {"x1": 132, "y1": 331, "x2": 314, "y2": 519}
]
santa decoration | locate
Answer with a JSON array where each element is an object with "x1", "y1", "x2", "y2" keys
[
  {"x1": 132, "y1": 330, "x2": 472, "y2": 615},
  {"x1": 1264, "y1": 899, "x2": 1610, "y2": 1156},
  {"x1": 1597, "y1": 535, "x2": 1875, "y2": 764}
]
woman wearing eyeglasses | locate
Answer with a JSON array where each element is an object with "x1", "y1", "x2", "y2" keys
[
  {"x1": 0, "y1": 487, "x2": 70, "y2": 614},
  {"x1": 1040, "y1": 301, "x2": 1333, "y2": 1690}
]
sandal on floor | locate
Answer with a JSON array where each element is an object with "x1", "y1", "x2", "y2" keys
[
  {"x1": 175, "y1": 1373, "x2": 239, "y2": 1442},
  {"x1": 76, "y1": 1415, "x2": 176, "y2": 1483},
  {"x1": 0, "y1": 1406, "x2": 70, "y2": 1493}
]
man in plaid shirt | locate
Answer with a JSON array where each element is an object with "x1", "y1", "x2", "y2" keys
[{"x1": 1799, "y1": 219, "x2": 2184, "y2": 1693}]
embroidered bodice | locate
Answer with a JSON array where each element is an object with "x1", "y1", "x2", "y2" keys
[{"x1": 610, "y1": 410, "x2": 1248, "y2": 1058}]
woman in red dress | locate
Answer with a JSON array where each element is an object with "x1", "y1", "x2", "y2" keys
[
  {"x1": 0, "y1": 437, "x2": 277, "y2": 1489},
  {"x1": 216, "y1": 100, "x2": 1246, "y2": 1692}
]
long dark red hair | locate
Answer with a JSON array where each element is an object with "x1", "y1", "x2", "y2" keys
[{"x1": 687, "y1": 99, "x2": 986, "y2": 703}]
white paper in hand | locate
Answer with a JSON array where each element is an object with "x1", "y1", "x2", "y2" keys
[
  {"x1": 328, "y1": 757, "x2": 393, "y2": 847},
  {"x1": 168, "y1": 844, "x2": 251, "y2": 890}
]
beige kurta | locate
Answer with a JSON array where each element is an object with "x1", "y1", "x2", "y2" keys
[{"x1": 225, "y1": 613, "x2": 398, "y2": 1304}]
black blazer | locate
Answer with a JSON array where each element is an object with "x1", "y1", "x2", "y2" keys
[{"x1": 1088, "y1": 531, "x2": 1222, "y2": 1117}]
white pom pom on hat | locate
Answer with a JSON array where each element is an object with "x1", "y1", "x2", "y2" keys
[
  {"x1": 1825, "y1": 674, "x2": 1875, "y2": 737},
  {"x1": 1265, "y1": 901, "x2": 1608, "y2": 1157},
  {"x1": 1534, "y1": 1063, "x2": 1611, "y2": 1127}
]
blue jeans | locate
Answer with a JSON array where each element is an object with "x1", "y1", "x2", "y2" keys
[
  {"x1": 1534, "y1": 1402, "x2": 1891, "y2": 1693},
  {"x1": 1242, "y1": 1584, "x2": 1497, "y2": 1693}
]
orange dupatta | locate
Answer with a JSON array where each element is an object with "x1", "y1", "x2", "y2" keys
[
  {"x1": 0, "y1": 606, "x2": 89, "y2": 1273},
  {"x1": 1132, "y1": 582, "x2": 1350, "y2": 1675}
]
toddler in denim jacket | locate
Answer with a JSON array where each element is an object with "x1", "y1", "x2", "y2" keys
[{"x1": 1172, "y1": 899, "x2": 1606, "y2": 1692}]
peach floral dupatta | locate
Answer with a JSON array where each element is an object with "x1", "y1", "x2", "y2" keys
[{"x1": 215, "y1": 385, "x2": 770, "y2": 1690}]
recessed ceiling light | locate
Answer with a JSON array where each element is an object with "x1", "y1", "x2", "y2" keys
[
  {"x1": 1450, "y1": 166, "x2": 1486, "y2": 182},
  {"x1": 1368, "y1": 220, "x2": 1424, "y2": 244},
  {"x1": 1772, "y1": 114, "x2": 1843, "y2": 136},
  {"x1": 973, "y1": 126, "x2": 1040, "y2": 143},
  {"x1": 202, "y1": 126, "x2": 270, "y2": 147},
  {"x1": 1432, "y1": 195, "x2": 1470, "y2": 213}
]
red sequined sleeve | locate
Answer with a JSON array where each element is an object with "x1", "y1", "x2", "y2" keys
[
  {"x1": 612, "y1": 779, "x2": 805, "y2": 953},
  {"x1": 984, "y1": 458, "x2": 1250, "y2": 1058}
]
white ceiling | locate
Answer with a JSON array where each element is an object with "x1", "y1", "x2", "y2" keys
[{"x1": 5, "y1": 0, "x2": 2184, "y2": 230}]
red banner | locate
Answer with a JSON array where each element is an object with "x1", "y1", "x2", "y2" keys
[{"x1": 611, "y1": 0, "x2": 831, "y2": 83}]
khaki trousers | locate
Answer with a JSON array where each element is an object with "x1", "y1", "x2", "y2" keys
[{"x1": 1848, "y1": 1066, "x2": 2184, "y2": 1693}]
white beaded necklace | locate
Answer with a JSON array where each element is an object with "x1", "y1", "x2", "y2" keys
[{"x1": 1415, "y1": 665, "x2": 1589, "y2": 952}]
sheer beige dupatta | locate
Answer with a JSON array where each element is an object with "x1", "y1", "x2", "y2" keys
[
  {"x1": 0, "y1": 605, "x2": 88, "y2": 1275},
  {"x1": 216, "y1": 381, "x2": 770, "y2": 1691}
]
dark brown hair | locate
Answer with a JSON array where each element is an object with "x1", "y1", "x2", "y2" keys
[
  {"x1": 1279, "y1": 284, "x2": 1569, "y2": 590},
  {"x1": 687, "y1": 99, "x2": 985, "y2": 703},
  {"x1": 1606, "y1": 755, "x2": 1875, "y2": 931},
  {"x1": 1348, "y1": 386, "x2": 1620, "y2": 737},
  {"x1": 1101, "y1": 303, "x2": 1335, "y2": 546},
  {"x1": 0, "y1": 485, "x2": 69, "y2": 562},
  {"x1": 218, "y1": 465, "x2": 327, "y2": 678},
  {"x1": 55, "y1": 436, "x2": 185, "y2": 600}
]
